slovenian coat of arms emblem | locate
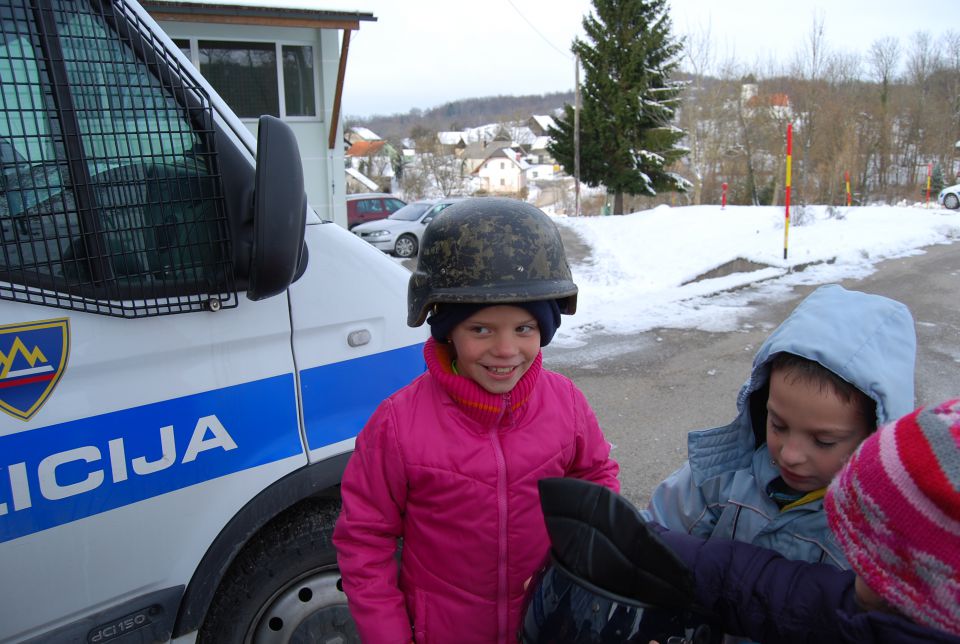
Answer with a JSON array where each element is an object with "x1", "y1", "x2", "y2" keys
[{"x1": 0, "y1": 318, "x2": 70, "y2": 421}]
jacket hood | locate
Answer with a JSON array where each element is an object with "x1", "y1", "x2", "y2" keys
[
  {"x1": 741, "y1": 284, "x2": 915, "y2": 425},
  {"x1": 690, "y1": 284, "x2": 916, "y2": 479}
]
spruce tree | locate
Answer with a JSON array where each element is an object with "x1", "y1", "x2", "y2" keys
[
  {"x1": 930, "y1": 163, "x2": 945, "y2": 196},
  {"x1": 548, "y1": 0, "x2": 688, "y2": 214}
]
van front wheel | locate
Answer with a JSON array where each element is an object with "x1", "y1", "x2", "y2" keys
[{"x1": 198, "y1": 502, "x2": 359, "y2": 644}]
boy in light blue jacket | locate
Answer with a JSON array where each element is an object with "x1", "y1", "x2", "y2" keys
[{"x1": 643, "y1": 284, "x2": 916, "y2": 568}]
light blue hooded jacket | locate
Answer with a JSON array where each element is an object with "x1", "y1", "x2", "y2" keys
[{"x1": 644, "y1": 284, "x2": 916, "y2": 568}]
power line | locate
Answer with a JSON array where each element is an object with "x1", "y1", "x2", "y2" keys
[{"x1": 504, "y1": 0, "x2": 574, "y2": 60}]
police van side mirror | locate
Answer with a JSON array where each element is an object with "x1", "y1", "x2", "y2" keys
[{"x1": 247, "y1": 115, "x2": 307, "y2": 301}]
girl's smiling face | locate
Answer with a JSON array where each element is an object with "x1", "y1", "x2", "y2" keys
[{"x1": 449, "y1": 305, "x2": 541, "y2": 394}]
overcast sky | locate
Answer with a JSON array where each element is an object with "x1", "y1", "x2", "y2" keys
[{"x1": 315, "y1": 0, "x2": 956, "y2": 119}]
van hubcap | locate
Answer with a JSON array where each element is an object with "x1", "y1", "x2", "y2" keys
[{"x1": 248, "y1": 569, "x2": 358, "y2": 644}]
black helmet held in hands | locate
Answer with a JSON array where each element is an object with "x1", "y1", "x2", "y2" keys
[
  {"x1": 407, "y1": 197, "x2": 578, "y2": 327},
  {"x1": 521, "y1": 478, "x2": 721, "y2": 644}
]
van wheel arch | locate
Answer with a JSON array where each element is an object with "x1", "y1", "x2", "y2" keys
[
  {"x1": 171, "y1": 452, "x2": 350, "y2": 638},
  {"x1": 196, "y1": 499, "x2": 356, "y2": 643}
]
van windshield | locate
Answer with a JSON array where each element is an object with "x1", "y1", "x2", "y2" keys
[{"x1": 387, "y1": 202, "x2": 431, "y2": 222}]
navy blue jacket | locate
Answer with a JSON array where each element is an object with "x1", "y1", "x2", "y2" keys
[{"x1": 655, "y1": 526, "x2": 960, "y2": 643}]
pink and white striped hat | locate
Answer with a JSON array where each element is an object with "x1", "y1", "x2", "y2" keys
[{"x1": 825, "y1": 398, "x2": 960, "y2": 635}]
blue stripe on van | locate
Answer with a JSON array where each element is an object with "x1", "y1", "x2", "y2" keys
[
  {"x1": 300, "y1": 343, "x2": 425, "y2": 450},
  {"x1": 0, "y1": 374, "x2": 300, "y2": 543}
]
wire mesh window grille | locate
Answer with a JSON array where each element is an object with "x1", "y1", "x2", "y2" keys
[{"x1": 0, "y1": 0, "x2": 237, "y2": 317}]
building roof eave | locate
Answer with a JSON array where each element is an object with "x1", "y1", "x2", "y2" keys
[
  {"x1": 144, "y1": 1, "x2": 372, "y2": 151},
  {"x1": 141, "y1": 1, "x2": 375, "y2": 29}
]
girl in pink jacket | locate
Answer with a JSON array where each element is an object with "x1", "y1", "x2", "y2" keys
[{"x1": 333, "y1": 198, "x2": 620, "y2": 643}]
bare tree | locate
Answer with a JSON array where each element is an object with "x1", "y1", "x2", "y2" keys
[
  {"x1": 901, "y1": 32, "x2": 941, "y2": 188},
  {"x1": 939, "y1": 31, "x2": 960, "y2": 180},
  {"x1": 399, "y1": 156, "x2": 430, "y2": 200},
  {"x1": 866, "y1": 36, "x2": 901, "y2": 197},
  {"x1": 417, "y1": 139, "x2": 467, "y2": 197},
  {"x1": 734, "y1": 79, "x2": 765, "y2": 205},
  {"x1": 789, "y1": 13, "x2": 830, "y2": 205},
  {"x1": 793, "y1": 11, "x2": 828, "y2": 81},
  {"x1": 679, "y1": 21, "x2": 713, "y2": 205}
]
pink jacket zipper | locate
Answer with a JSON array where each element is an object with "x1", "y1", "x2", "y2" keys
[{"x1": 489, "y1": 393, "x2": 511, "y2": 642}]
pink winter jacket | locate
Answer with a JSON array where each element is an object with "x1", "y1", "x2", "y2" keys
[{"x1": 334, "y1": 338, "x2": 619, "y2": 643}]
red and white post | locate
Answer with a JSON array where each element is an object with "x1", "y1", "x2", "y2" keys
[{"x1": 721, "y1": 182, "x2": 728, "y2": 210}]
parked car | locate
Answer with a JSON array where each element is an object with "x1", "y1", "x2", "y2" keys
[
  {"x1": 938, "y1": 183, "x2": 960, "y2": 210},
  {"x1": 346, "y1": 192, "x2": 406, "y2": 229},
  {"x1": 353, "y1": 197, "x2": 465, "y2": 258}
]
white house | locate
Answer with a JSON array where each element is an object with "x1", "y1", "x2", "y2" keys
[
  {"x1": 525, "y1": 163, "x2": 559, "y2": 183},
  {"x1": 528, "y1": 135, "x2": 557, "y2": 166},
  {"x1": 345, "y1": 139, "x2": 396, "y2": 192},
  {"x1": 345, "y1": 167, "x2": 378, "y2": 192},
  {"x1": 740, "y1": 83, "x2": 792, "y2": 122},
  {"x1": 461, "y1": 139, "x2": 512, "y2": 174},
  {"x1": 347, "y1": 125, "x2": 381, "y2": 144},
  {"x1": 528, "y1": 114, "x2": 557, "y2": 136},
  {"x1": 143, "y1": 0, "x2": 375, "y2": 228},
  {"x1": 474, "y1": 147, "x2": 529, "y2": 194},
  {"x1": 437, "y1": 131, "x2": 468, "y2": 146}
]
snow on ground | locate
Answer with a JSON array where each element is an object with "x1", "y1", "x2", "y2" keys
[{"x1": 550, "y1": 204, "x2": 960, "y2": 347}]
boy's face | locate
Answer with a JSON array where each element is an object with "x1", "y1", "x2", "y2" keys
[
  {"x1": 765, "y1": 367, "x2": 872, "y2": 492},
  {"x1": 449, "y1": 305, "x2": 541, "y2": 395}
]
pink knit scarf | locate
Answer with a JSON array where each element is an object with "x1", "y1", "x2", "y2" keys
[{"x1": 423, "y1": 336, "x2": 542, "y2": 426}]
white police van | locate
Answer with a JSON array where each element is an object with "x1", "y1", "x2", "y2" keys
[{"x1": 0, "y1": 0, "x2": 425, "y2": 641}]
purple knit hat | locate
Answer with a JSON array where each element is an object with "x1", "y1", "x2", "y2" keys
[
  {"x1": 426, "y1": 300, "x2": 562, "y2": 347},
  {"x1": 825, "y1": 399, "x2": 960, "y2": 635}
]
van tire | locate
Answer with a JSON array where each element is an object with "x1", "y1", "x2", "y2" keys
[{"x1": 197, "y1": 501, "x2": 359, "y2": 644}]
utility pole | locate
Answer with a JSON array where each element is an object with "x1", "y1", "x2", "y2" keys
[{"x1": 573, "y1": 53, "x2": 581, "y2": 216}]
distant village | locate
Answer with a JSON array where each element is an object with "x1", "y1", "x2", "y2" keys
[
  {"x1": 343, "y1": 82, "x2": 801, "y2": 215},
  {"x1": 343, "y1": 114, "x2": 589, "y2": 213}
]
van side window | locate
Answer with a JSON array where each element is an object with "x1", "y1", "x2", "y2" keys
[{"x1": 0, "y1": 0, "x2": 235, "y2": 316}]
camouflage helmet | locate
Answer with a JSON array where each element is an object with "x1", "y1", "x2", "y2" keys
[{"x1": 408, "y1": 197, "x2": 578, "y2": 327}]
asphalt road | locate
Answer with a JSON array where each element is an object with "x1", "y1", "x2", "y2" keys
[{"x1": 542, "y1": 241, "x2": 960, "y2": 507}]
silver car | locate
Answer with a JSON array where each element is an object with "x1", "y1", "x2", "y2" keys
[
  {"x1": 352, "y1": 197, "x2": 465, "y2": 257},
  {"x1": 938, "y1": 183, "x2": 960, "y2": 210}
]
